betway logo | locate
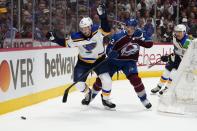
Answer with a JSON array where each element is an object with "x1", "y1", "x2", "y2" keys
[{"x1": 45, "y1": 53, "x2": 76, "y2": 78}]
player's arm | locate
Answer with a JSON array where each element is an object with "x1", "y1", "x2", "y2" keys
[
  {"x1": 46, "y1": 31, "x2": 67, "y2": 47},
  {"x1": 133, "y1": 39, "x2": 153, "y2": 48},
  {"x1": 133, "y1": 29, "x2": 153, "y2": 48},
  {"x1": 46, "y1": 31, "x2": 95, "y2": 48},
  {"x1": 97, "y1": 4, "x2": 111, "y2": 35}
]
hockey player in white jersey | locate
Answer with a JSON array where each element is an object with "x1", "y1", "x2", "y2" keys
[
  {"x1": 151, "y1": 24, "x2": 192, "y2": 95},
  {"x1": 46, "y1": 4, "x2": 116, "y2": 109}
]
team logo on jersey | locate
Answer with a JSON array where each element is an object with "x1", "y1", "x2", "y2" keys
[
  {"x1": 121, "y1": 42, "x2": 139, "y2": 56},
  {"x1": 83, "y1": 42, "x2": 97, "y2": 52}
]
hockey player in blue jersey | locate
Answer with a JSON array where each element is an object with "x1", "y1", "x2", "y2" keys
[
  {"x1": 46, "y1": 4, "x2": 116, "y2": 109},
  {"x1": 151, "y1": 24, "x2": 192, "y2": 95},
  {"x1": 91, "y1": 19, "x2": 153, "y2": 109}
]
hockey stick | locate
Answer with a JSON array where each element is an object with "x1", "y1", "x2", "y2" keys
[
  {"x1": 145, "y1": 56, "x2": 162, "y2": 69},
  {"x1": 62, "y1": 39, "x2": 123, "y2": 103},
  {"x1": 147, "y1": 60, "x2": 162, "y2": 68},
  {"x1": 62, "y1": 57, "x2": 109, "y2": 103}
]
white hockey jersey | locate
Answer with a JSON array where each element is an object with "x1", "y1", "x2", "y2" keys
[
  {"x1": 173, "y1": 34, "x2": 191, "y2": 57},
  {"x1": 66, "y1": 25, "x2": 109, "y2": 63}
]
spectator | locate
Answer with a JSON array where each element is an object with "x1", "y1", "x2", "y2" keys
[
  {"x1": 137, "y1": 0, "x2": 147, "y2": 17},
  {"x1": 181, "y1": 18, "x2": 190, "y2": 32},
  {"x1": 144, "y1": 18, "x2": 154, "y2": 38},
  {"x1": 1, "y1": 0, "x2": 197, "y2": 48},
  {"x1": 188, "y1": 19, "x2": 197, "y2": 37}
]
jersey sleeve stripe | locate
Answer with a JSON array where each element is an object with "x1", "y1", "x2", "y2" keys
[
  {"x1": 92, "y1": 30, "x2": 98, "y2": 36},
  {"x1": 73, "y1": 38, "x2": 84, "y2": 42},
  {"x1": 99, "y1": 28, "x2": 111, "y2": 36}
]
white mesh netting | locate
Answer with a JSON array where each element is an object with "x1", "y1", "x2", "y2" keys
[{"x1": 158, "y1": 39, "x2": 197, "y2": 116}]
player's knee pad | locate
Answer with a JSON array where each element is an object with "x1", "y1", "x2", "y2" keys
[
  {"x1": 162, "y1": 68, "x2": 171, "y2": 79},
  {"x1": 127, "y1": 74, "x2": 144, "y2": 92},
  {"x1": 98, "y1": 73, "x2": 112, "y2": 91},
  {"x1": 75, "y1": 82, "x2": 87, "y2": 92},
  {"x1": 93, "y1": 77, "x2": 102, "y2": 91},
  {"x1": 170, "y1": 69, "x2": 177, "y2": 77},
  {"x1": 168, "y1": 69, "x2": 177, "y2": 83}
]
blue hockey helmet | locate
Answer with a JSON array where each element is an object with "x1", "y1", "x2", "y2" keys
[{"x1": 124, "y1": 19, "x2": 138, "y2": 27}]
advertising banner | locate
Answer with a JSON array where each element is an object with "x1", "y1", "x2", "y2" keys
[
  {"x1": 0, "y1": 43, "x2": 173, "y2": 103},
  {"x1": 0, "y1": 47, "x2": 78, "y2": 102}
]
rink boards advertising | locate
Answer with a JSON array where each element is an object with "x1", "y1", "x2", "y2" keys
[{"x1": 0, "y1": 42, "x2": 173, "y2": 114}]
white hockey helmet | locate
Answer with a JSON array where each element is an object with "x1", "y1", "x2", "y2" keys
[
  {"x1": 174, "y1": 24, "x2": 186, "y2": 32},
  {"x1": 79, "y1": 17, "x2": 93, "y2": 28}
]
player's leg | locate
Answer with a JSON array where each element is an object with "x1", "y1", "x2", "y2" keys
[
  {"x1": 91, "y1": 61, "x2": 117, "y2": 100},
  {"x1": 74, "y1": 60, "x2": 93, "y2": 105},
  {"x1": 123, "y1": 62, "x2": 152, "y2": 109},
  {"x1": 158, "y1": 74, "x2": 173, "y2": 95},
  {"x1": 95, "y1": 60, "x2": 116, "y2": 108},
  {"x1": 98, "y1": 73, "x2": 116, "y2": 108},
  {"x1": 151, "y1": 58, "x2": 178, "y2": 94},
  {"x1": 92, "y1": 77, "x2": 102, "y2": 99},
  {"x1": 158, "y1": 55, "x2": 182, "y2": 95},
  {"x1": 151, "y1": 68, "x2": 171, "y2": 94},
  {"x1": 127, "y1": 73, "x2": 152, "y2": 109}
]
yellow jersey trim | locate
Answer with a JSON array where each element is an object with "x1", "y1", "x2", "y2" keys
[{"x1": 99, "y1": 28, "x2": 111, "y2": 36}]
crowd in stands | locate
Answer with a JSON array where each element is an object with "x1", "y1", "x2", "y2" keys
[{"x1": 0, "y1": 0, "x2": 197, "y2": 48}]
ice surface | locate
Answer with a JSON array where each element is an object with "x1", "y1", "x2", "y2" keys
[{"x1": 0, "y1": 78, "x2": 196, "y2": 131}]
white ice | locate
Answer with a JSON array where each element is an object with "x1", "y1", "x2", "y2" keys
[{"x1": 0, "y1": 78, "x2": 196, "y2": 131}]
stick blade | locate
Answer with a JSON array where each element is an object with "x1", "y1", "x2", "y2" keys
[{"x1": 62, "y1": 88, "x2": 70, "y2": 103}]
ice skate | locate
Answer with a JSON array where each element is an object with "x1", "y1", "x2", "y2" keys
[
  {"x1": 159, "y1": 87, "x2": 168, "y2": 95},
  {"x1": 101, "y1": 94, "x2": 116, "y2": 109},
  {"x1": 151, "y1": 85, "x2": 162, "y2": 94},
  {"x1": 81, "y1": 89, "x2": 92, "y2": 105},
  {"x1": 141, "y1": 99, "x2": 152, "y2": 109}
]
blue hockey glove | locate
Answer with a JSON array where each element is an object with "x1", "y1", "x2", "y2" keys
[
  {"x1": 133, "y1": 29, "x2": 145, "y2": 41},
  {"x1": 108, "y1": 50, "x2": 119, "y2": 59}
]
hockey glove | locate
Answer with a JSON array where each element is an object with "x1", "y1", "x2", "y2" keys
[
  {"x1": 46, "y1": 31, "x2": 66, "y2": 47},
  {"x1": 108, "y1": 50, "x2": 119, "y2": 59},
  {"x1": 46, "y1": 31, "x2": 56, "y2": 41},
  {"x1": 97, "y1": 4, "x2": 107, "y2": 19},
  {"x1": 168, "y1": 54, "x2": 175, "y2": 63},
  {"x1": 133, "y1": 29, "x2": 145, "y2": 41},
  {"x1": 160, "y1": 54, "x2": 175, "y2": 62},
  {"x1": 160, "y1": 55, "x2": 169, "y2": 62}
]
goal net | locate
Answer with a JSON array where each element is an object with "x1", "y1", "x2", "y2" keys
[{"x1": 157, "y1": 39, "x2": 197, "y2": 115}]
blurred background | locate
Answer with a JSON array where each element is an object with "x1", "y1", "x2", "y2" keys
[{"x1": 0, "y1": 0, "x2": 197, "y2": 48}]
